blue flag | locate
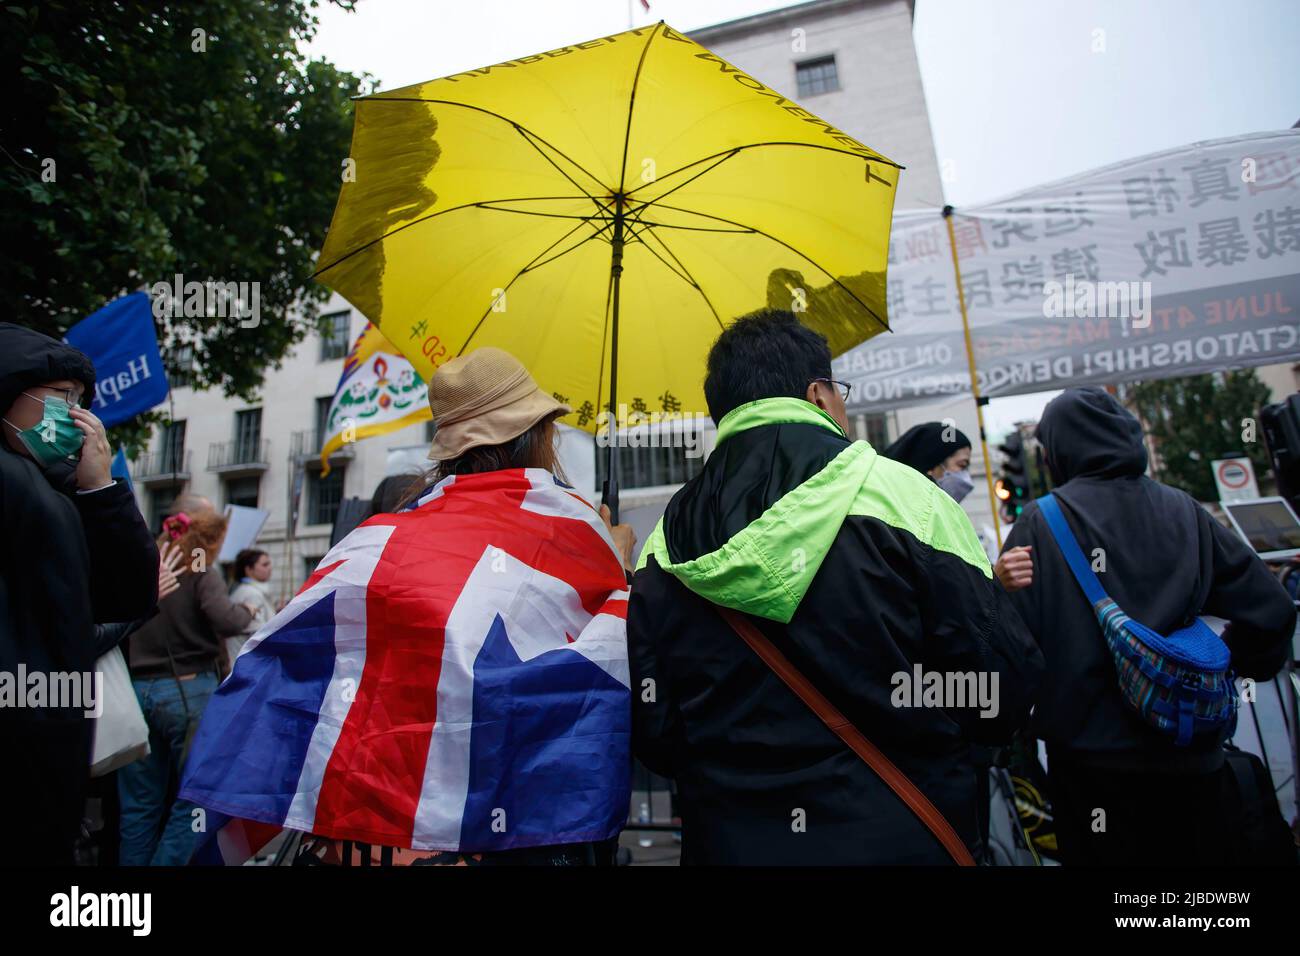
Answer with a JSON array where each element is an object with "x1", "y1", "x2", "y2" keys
[
  {"x1": 64, "y1": 292, "x2": 168, "y2": 427},
  {"x1": 110, "y1": 447, "x2": 134, "y2": 495}
]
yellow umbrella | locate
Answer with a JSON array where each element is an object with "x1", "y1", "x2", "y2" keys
[{"x1": 315, "y1": 21, "x2": 900, "y2": 512}]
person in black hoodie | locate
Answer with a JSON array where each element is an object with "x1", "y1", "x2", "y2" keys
[
  {"x1": 629, "y1": 311, "x2": 1045, "y2": 864},
  {"x1": 0, "y1": 322, "x2": 159, "y2": 865},
  {"x1": 1001, "y1": 386, "x2": 1295, "y2": 865}
]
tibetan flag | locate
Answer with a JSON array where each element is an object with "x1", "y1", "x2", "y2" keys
[
  {"x1": 180, "y1": 468, "x2": 631, "y2": 862},
  {"x1": 319, "y1": 321, "x2": 432, "y2": 474}
]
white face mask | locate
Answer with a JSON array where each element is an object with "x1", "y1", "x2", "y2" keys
[{"x1": 938, "y1": 468, "x2": 975, "y2": 503}]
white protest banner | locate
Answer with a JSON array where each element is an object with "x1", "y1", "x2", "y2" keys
[{"x1": 836, "y1": 130, "x2": 1300, "y2": 410}]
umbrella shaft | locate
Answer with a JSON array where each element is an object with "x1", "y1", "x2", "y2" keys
[{"x1": 604, "y1": 197, "x2": 626, "y2": 523}]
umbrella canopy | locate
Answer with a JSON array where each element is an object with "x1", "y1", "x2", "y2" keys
[{"x1": 315, "y1": 21, "x2": 899, "y2": 443}]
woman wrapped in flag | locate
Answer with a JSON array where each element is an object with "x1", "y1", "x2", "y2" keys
[{"x1": 180, "y1": 348, "x2": 637, "y2": 865}]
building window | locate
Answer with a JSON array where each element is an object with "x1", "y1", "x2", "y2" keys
[
  {"x1": 862, "y1": 413, "x2": 889, "y2": 450},
  {"x1": 307, "y1": 466, "x2": 346, "y2": 525},
  {"x1": 594, "y1": 440, "x2": 706, "y2": 492},
  {"x1": 319, "y1": 310, "x2": 351, "y2": 361},
  {"x1": 315, "y1": 396, "x2": 334, "y2": 448},
  {"x1": 796, "y1": 55, "x2": 839, "y2": 97},
  {"x1": 304, "y1": 556, "x2": 324, "y2": 584},
  {"x1": 167, "y1": 345, "x2": 195, "y2": 389},
  {"x1": 159, "y1": 419, "x2": 186, "y2": 472},
  {"x1": 234, "y1": 408, "x2": 262, "y2": 462},
  {"x1": 149, "y1": 487, "x2": 180, "y2": 535},
  {"x1": 225, "y1": 476, "x2": 261, "y2": 509}
]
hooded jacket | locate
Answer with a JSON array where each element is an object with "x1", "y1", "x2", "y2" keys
[
  {"x1": 1003, "y1": 387, "x2": 1295, "y2": 772},
  {"x1": 628, "y1": 397, "x2": 1044, "y2": 864},
  {"x1": 0, "y1": 322, "x2": 158, "y2": 862}
]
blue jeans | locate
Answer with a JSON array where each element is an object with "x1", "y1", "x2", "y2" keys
[{"x1": 117, "y1": 673, "x2": 216, "y2": 866}]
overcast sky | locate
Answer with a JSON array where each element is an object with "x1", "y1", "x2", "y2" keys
[{"x1": 305, "y1": 0, "x2": 1300, "y2": 432}]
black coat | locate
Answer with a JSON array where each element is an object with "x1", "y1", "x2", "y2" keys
[
  {"x1": 629, "y1": 398, "x2": 1044, "y2": 864},
  {"x1": 0, "y1": 323, "x2": 159, "y2": 863},
  {"x1": 1003, "y1": 387, "x2": 1295, "y2": 772}
]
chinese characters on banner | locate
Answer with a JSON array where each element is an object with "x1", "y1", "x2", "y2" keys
[{"x1": 835, "y1": 130, "x2": 1300, "y2": 411}]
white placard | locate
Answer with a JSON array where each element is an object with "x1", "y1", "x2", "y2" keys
[{"x1": 219, "y1": 504, "x2": 270, "y2": 563}]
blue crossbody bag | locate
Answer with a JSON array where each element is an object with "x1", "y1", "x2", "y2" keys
[{"x1": 1037, "y1": 493, "x2": 1237, "y2": 746}]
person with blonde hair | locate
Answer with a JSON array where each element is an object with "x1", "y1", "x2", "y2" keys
[{"x1": 118, "y1": 509, "x2": 255, "y2": 865}]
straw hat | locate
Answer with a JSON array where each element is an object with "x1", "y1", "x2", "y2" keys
[{"x1": 426, "y1": 347, "x2": 570, "y2": 461}]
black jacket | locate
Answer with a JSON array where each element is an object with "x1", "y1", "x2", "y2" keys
[
  {"x1": 129, "y1": 570, "x2": 253, "y2": 678},
  {"x1": 629, "y1": 398, "x2": 1044, "y2": 864},
  {"x1": 1003, "y1": 387, "x2": 1295, "y2": 772},
  {"x1": 0, "y1": 323, "x2": 158, "y2": 862}
]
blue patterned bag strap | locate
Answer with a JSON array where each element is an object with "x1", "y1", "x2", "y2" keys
[{"x1": 1037, "y1": 493, "x2": 1110, "y2": 608}]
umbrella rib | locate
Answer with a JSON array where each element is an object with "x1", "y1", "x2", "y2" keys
[
  {"x1": 312, "y1": 196, "x2": 596, "y2": 277},
  {"x1": 453, "y1": 214, "x2": 616, "y2": 359},
  {"x1": 628, "y1": 149, "x2": 740, "y2": 212},
  {"x1": 606, "y1": 211, "x2": 726, "y2": 329},
  {"x1": 364, "y1": 96, "x2": 612, "y2": 195},
  {"x1": 651, "y1": 201, "x2": 890, "y2": 331},
  {"x1": 627, "y1": 221, "x2": 753, "y2": 234},
  {"x1": 636, "y1": 227, "x2": 727, "y2": 333},
  {"x1": 625, "y1": 141, "x2": 903, "y2": 201},
  {"x1": 525, "y1": 217, "x2": 617, "y2": 273},
  {"x1": 477, "y1": 203, "x2": 614, "y2": 224},
  {"x1": 616, "y1": 23, "x2": 662, "y2": 195},
  {"x1": 513, "y1": 125, "x2": 607, "y2": 206}
]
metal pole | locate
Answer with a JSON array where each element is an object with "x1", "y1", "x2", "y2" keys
[
  {"x1": 1287, "y1": 659, "x2": 1299, "y2": 813},
  {"x1": 283, "y1": 453, "x2": 298, "y2": 607},
  {"x1": 603, "y1": 193, "x2": 626, "y2": 523},
  {"x1": 943, "y1": 205, "x2": 1003, "y2": 550}
]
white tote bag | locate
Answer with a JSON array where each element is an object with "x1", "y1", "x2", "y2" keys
[{"x1": 89, "y1": 646, "x2": 150, "y2": 777}]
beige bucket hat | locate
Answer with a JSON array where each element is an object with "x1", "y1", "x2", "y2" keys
[{"x1": 426, "y1": 347, "x2": 570, "y2": 461}]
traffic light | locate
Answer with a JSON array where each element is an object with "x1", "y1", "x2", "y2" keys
[{"x1": 997, "y1": 431, "x2": 1030, "y2": 523}]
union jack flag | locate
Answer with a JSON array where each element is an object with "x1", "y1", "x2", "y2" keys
[{"x1": 180, "y1": 468, "x2": 631, "y2": 863}]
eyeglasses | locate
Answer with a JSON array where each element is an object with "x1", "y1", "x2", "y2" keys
[
  {"x1": 24, "y1": 388, "x2": 82, "y2": 409},
  {"x1": 811, "y1": 378, "x2": 852, "y2": 402}
]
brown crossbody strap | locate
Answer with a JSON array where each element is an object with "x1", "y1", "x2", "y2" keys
[{"x1": 715, "y1": 605, "x2": 977, "y2": 866}]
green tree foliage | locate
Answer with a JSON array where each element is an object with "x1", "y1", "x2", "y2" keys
[
  {"x1": 0, "y1": 1, "x2": 370, "y2": 447},
  {"x1": 1124, "y1": 370, "x2": 1274, "y2": 501}
]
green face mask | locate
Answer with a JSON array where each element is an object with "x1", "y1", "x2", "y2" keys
[{"x1": 4, "y1": 393, "x2": 84, "y2": 468}]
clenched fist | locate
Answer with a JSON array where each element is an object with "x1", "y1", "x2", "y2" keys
[{"x1": 995, "y1": 545, "x2": 1033, "y2": 592}]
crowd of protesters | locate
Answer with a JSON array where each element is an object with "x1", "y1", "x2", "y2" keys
[{"x1": 1, "y1": 312, "x2": 1296, "y2": 868}]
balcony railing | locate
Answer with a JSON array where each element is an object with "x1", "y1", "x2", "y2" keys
[
  {"x1": 207, "y1": 438, "x2": 270, "y2": 474},
  {"x1": 133, "y1": 449, "x2": 191, "y2": 484},
  {"x1": 291, "y1": 429, "x2": 355, "y2": 465}
]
